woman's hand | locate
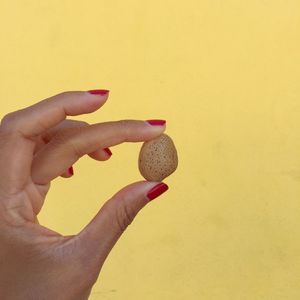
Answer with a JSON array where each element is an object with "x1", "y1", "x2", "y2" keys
[{"x1": 0, "y1": 90, "x2": 168, "y2": 300}]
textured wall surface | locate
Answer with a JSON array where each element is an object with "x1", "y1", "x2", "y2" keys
[{"x1": 1, "y1": 1, "x2": 300, "y2": 299}]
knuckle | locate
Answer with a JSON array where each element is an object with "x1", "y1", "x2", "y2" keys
[
  {"x1": 50, "y1": 132, "x2": 69, "y2": 151},
  {"x1": 117, "y1": 120, "x2": 132, "y2": 139},
  {"x1": 68, "y1": 138, "x2": 85, "y2": 157},
  {"x1": 63, "y1": 119, "x2": 89, "y2": 129},
  {"x1": 77, "y1": 120, "x2": 89, "y2": 127},
  {"x1": 51, "y1": 127, "x2": 85, "y2": 157},
  {"x1": 55, "y1": 127, "x2": 86, "y2": 158},
  {"x1": 52, "y1": 128, "x2": 70, "y2": 143},
  {"x1": 0, "y1": 112, "x2": 18, "y2": 129},
  {"x1": 57, "y1": 91, "x2": 73, "y2": 98},
  {"x1": 118, "y1": 119, "x2": 130, "y2": 128}
]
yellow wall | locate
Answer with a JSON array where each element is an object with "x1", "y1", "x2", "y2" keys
[{"x1": 1, "y1": 1, "x2": 300, "y2": 299}]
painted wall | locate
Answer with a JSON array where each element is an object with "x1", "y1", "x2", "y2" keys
[{"x1": 1, "y1": 1, "x2": 300, "y2": 299}]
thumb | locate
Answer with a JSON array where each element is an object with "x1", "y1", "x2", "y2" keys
[{"x1": 77, "y1": 181, "x2": 168, "y2": 263}]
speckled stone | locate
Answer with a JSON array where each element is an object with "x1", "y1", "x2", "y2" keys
[{"x1": 138, "y1": 134, "x2": 178, "y2": 181}]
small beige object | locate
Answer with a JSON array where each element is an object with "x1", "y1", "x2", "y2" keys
[{"x1": 138, "y1": 134, "x2": 178, "y2": 181}]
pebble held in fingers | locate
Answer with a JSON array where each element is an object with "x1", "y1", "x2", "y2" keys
[{"x1": 138, "y1": 134, "x2": 178, "y2": 181}]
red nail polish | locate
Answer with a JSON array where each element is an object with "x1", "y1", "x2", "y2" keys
[
  {"x1": 88, "y1": 89, "x2": 110, "y2": 95},
  {"x1": 146, "y1": 119, "x2": 166, "y2": 126},
  {"x1": 103, "y1": 147, "x2": 112, "y2": 156},
  {"x1": 147, "y1": 183, "x2": 169, "y2": 201},
  {"x1": 68, "y1": 166, "x2": 74, "y2": 176}
]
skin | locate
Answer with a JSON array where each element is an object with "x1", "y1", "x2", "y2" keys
[{"x1": 0, "y1": 91, "x2": 166, "y2": 300}]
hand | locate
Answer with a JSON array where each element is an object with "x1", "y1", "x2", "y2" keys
[{"x1": 0, "y1": 90, "x2": 168, "y2": 300}]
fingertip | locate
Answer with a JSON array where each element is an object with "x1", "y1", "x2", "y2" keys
[
  {"x1": 68, "y1": 166, "x2": 74, "y2": 176},
  {"x1": 88, "y1": 148, "x2": 112, "y2": 161},
  {"x1": 122, "y1": 181, "x2": 169, "y2": 202},
  {"x1": 103, "y1": 147, "x2": 112, "y2": 156},
  {"x1": 86, "y1": 90, "x2": 110, "y2": 103},
  {"x1": 84, "y1": 91, "x2": 109, "y2": 111},
  {"x1": 146, "y1": 182, "x2": 169, "y2": 201},
  {"x1": 87, "y1": 89, "x2": 110, "y2": 96},
  {"x1": 146, "y1": 119, "x2": 166, "y2": 126},
  {"x1": 143, "y1": 119, "x2": 167, "y2": 138},
  {"x1": 60, "y1": 166, "x2": 74, "y2": 178},
  {"x1": 114, "y1": 181, "x2": 163, "y2": 202},
  {"x1": 60, "y1": 172, "x2": 72, "y2": 178}
]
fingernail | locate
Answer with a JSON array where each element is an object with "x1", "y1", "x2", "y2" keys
[
  {"x1": 68, "y1": 166, "x2": 74, "y2": 176},
  {"x1": 147, "y1": 183, "x2": 169, "y2": 201},
  {"x1": 146, "y1": 119, "x2": 166, "y2": 126},
  {"x1": 88, "y1": 89, "x2": 110, "y2": 95},
  {"x1": 103, "y1": 147, "x2": 112, "y2": 156}
]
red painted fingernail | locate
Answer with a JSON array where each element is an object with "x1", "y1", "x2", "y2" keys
[
  {"x1": 146, "y1": 119, "x2": 166, "y2": 126},
  {"x1": 103, "y1": 147, "x2": 112, "y2": 156},
  {"x1": 88, "y1": 89, "x2": 110, "y2": 95},
  {"x1": 147, "y1": 183, "x2": 169, "y2": 201},
  {"x1": 68, "y1": 166, "x2": 74, "y2": 176}
]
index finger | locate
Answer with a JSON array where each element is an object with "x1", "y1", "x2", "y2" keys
[
  {"x1": 31, "y1": 120, "x2": 166, "y2": 184},
  {"x1": 0, "y1": 90, "x2": 109, "y2": 138}
]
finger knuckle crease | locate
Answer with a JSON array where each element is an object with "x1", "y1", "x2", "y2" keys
[
  {"x1": 69, "y1": 139, "x2": 85, "y2": 157},
  {"x1": 118, "y1": 120, "x2": 131, "y2": 140},
  {"x1": 52, "y1": 128, "x2": 85, "y2": 157},
  {"x1": 115, "y1": 203, "x2": 134, "y2": 232}
]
